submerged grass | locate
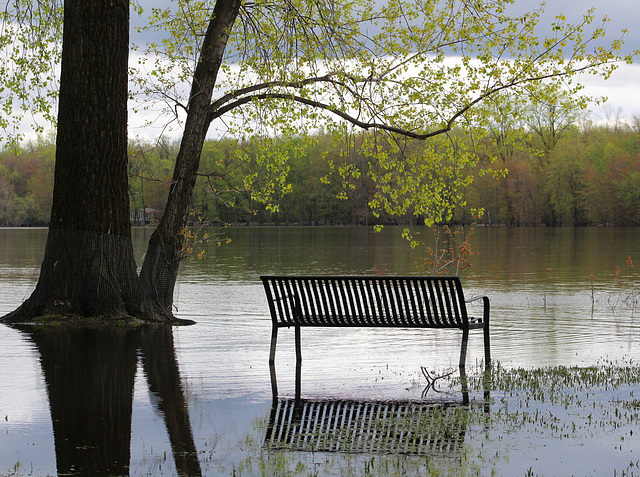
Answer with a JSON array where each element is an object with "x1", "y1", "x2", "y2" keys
[
  {"x1": 6, "y1": 360, "x2": 640, "y2": 476},
  {"x1": 233, "y1": 359, "x2": 640, "y2": 476}
]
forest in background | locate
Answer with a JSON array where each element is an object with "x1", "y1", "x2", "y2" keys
[{"x1": 1, "y1": 112, "x2": 639, "y2": 228}]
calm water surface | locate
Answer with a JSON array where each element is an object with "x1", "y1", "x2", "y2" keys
[{"x1": 1, "y1": 226, "x2": 639, "y2": 476}]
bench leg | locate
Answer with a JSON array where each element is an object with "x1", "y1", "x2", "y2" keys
[
  {"x1": 269, "y1": 360, "x2": 278, "y2": 401},
  {"x1": 295, "y1": 358, "x2": 302, "y2": 401},
  {"x1": 269, "y1": 325, "x2": 278, "y2": 365},
  {"x1": 482, "y1": 297, "x2": 491, "y2": 369},
  {"x1": 269, "y1": 325, "x2": 278, "y2": 400},
  {"x1": 295, "y1": 326, "x2": 302, "y2": 400},
  {"x1": 483, "y1": 321, "x2": 491, "y2": 370},
  {"x1": 295, "y1": 325, "x2": 302, "y2": 364},
  {"x1": 459, "y1": 328, "x2": 469, "y2": 368},
  {"x1": 459, "y1": 365, "x2": 469, "y2": 405}
]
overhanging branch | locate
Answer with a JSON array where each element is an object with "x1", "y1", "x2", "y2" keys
[
  {"x1": 209, "y1": 92, "x2": 445, "y2": 139},
  {"x1": 205, "y1": 58, "x2": 620, "y2": 141}
]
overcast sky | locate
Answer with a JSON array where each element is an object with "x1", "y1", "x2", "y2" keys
[{"x1": 510, "y1": 0, "x2": 640, "y2": 120}]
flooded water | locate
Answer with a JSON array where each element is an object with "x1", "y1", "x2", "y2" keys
[{"x1": 1, "y1": 226, "x2": 639, "y2": 476}]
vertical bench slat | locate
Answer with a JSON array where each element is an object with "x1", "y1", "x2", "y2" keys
[
  {"x1": 352, "y1": 279, "x2": 364, "y2": 325},
  {"x1": 441, "y1": 279, "x2": 456, "y2": 326},
  {"x1": 277, "y1": 280, "x2": 293, "y2": 323},
  {"x1": 300, "y1": 279, "x2": 314, "y2": 324},
  {"x1": 437, "y1": 279, "x2": 454, "y2": 327},
  {"x1": 398, "y1": 279, "x2": 414, "y2": 326},
  {"x1": 440, "y1": 279, "x2": 454, "y2": 326},
  {"x1": 334, "y1": 279, "x2": 346, "y2": 325},
  {"x1": 402, "y1": 279, "x2": 415, "y2": 326},
  {"x1": 390, "y1": 279, "x2": 403, "y2": 326},
  {"x1": 324, "y1": 278, "x2": 337, "y2": 325},
  {"x1": 317, "y1": 278, "x2": 332, "y2": 325},
  {"x1": 274, "y1": 278, "x2": 292, "y2": 325},
  {"x1": 336, "y1": 279, "x2": 352, "y2": 325},
  {"x1": 396, "y1": 279, "x2": 409, "y2": 326},
  {"x1": 411, "y1": 278, "x2": 426, "y2": 326},
  {"x1": 425, "y1": 280, "x2": 442, "y2": 326},
  {"x1": 401, "y1": 280, "x2": 413, "y2": 326},
  {"x1": 288, "y1": 278, "x2": 299, "y2": 324},
  {"x1": 266, "y1": 278, "x2": 281, "y2": 324},
  {"x1": 289, "y1": 278, "x2": 303, "y2": 325},
  {"x1": 437, "y1": 279, "x2": 452, "y2": 327},
  {"x1": 331, "y1": 278, "x2": 344, "y2": 324},
  {"x1": 381, "y1": 279, "x2": 393, "y2": 325},
  {"x1": 306, "y1": 278, "x2": 318, "y2": 323},
  {"x1": 262, "y1": 277, "x2": 278, "y2": 321},
  {"x1": 310, "y1": 278, "x2": 323, "y2": 323},
  {"x1": 403, "y1": 278, "x2": 416, "y2": 325},
  {"x1": 344, "y1": 279, "x2": 359, "y2": 325},
  {"x1": 449, "y1": 278, "x2": 465, "y2": 326},
  {"x1": 382, "y1": 279, "x2": 395, "y2": 325},
  {"x1": 453, "y1": 278, "x2": 468, "y2": 327},
  {"x1": 358, "y1": 280, "x2": 372, "y2": 323},
  {"x1": 371, "y1": 280, "x2": 384, "y2": 324},
  {"x1": 449, "y1": 279, "x2": 462, "y2": 326},
  {"x1": 446, "y1": 278, "x2": 463, "y2": 326},
  {"x1": 370, "y1": 279, "x2": 384, "y2": 325},
  {"x1": 389, "y1": 279, "x2": 402, "y2": 325},
  {"x1": 413, "y1": 279, "x2": 428, "y2": 326},
  {"x1": 327, "y1": 279, "x2": 340, "y2": 324},
  {"x1": 365, "y1": 279, "x2": 380, "y2": 325}
]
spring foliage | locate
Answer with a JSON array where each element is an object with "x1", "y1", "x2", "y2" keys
[
  {"x1": 128, "y1": 0, "x2": 636, "y2": 227},
  {"x1": 0, "y1": 0, "x2": 61, "y2": 144},
  {"x1": 2, "y1": 0, "x2": 638, "y2": 228}
]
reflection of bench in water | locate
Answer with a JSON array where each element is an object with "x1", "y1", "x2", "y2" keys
[{"x1": 265, "y1": 398, "x2": 468, "y2": 456}]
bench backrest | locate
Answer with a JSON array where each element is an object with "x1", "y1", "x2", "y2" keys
[{"x1": 261, "y1": 276, "x2": 470, "y2": 329}]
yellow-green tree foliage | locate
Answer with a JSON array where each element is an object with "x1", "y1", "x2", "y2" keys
[
  {"x1": 2, "y1": 1, "x2": 637, "y2": 228},
  {"x1": 131, "y1": 0, "x2": 636, "y2": 229},
  {"x1": 0, "y1": 1, "x2": 61, "y2": 145}
]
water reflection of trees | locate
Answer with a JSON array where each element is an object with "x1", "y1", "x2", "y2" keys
[{"x1": 21, "y1": 325, "x2": 201, "y2": 476}]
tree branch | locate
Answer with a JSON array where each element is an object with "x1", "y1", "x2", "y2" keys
[
  {"x1": 206, "y1": 54, "x2": 620, "y2": 142},
  {"x1": 209, "y1": 92, "x2": 445, "y2": 139},
  {"x1": 209, "y1": 72, "x2": 357, "y2": 114}
]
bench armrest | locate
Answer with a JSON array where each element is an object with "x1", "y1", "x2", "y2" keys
[
  {"x1": 465, "y1": 295, "x2": 490, "y2": 323},
  {"x1": 465, "y1": 295, "x2": 489, "y2": 305}
]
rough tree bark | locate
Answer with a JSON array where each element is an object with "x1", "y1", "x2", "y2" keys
[
  {"x1": 3, "y1": 0, "x2": 172, "y2": 323},
  {"x1": 139, "y1": 0, "x2": 242, "y2": 312}
]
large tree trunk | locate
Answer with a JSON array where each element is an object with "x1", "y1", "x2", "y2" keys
[
  {"x1": 140, "y1": 0, "x2": 242, "y2": 312},
  {"x1": 3, "y1": 0, "x2": 171, "y2": 323}
]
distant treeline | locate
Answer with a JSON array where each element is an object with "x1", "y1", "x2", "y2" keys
[{"x1": 1, "y1": 119, "x2": 639, "y2": 227}]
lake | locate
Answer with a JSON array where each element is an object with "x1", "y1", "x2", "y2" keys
[{"x1": 1, "y1": 226, "x2": 639, "y2": 476}]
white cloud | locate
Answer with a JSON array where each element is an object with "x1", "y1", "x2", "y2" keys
[{"x1": 578, "y1": 62, "x2": 640, "y2": 118}]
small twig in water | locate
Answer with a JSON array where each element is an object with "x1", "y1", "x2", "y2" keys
[{"x1": 420, "y1": 366, "x2": 457, "y2": 398}]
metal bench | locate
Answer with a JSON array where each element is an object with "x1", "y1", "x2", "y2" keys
[{"x1": 261, "y1": 276, "x2": 490, "y2": 382}]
